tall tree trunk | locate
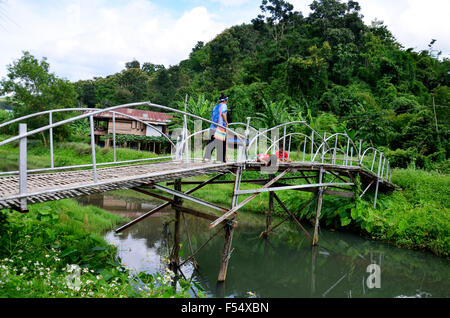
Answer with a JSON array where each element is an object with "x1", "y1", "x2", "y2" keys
[{"x1": 41, "y1": 131, "x2": 47, "y2": 148}]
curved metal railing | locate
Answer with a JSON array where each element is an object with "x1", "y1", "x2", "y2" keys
[
  {"x1": 0, "y1": 106, "x2": 177, "y2": 176},
  {"x1": 0, "y1": 100, "x2": 392, "y2": 212}
]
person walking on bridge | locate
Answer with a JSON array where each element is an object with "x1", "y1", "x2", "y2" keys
[{"x1": 204, "y1": 93, "x2": 229, "y2": 162}]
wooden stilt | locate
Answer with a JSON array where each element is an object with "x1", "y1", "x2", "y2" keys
[
  {"x1": 313, "y1": 168, "x2": 324, "y2": 246},
  {"x1": 262, "y1": 174, "x2": 274, "y2": 239},
  {"x1": 170, "y1": 179, "x2": 182, "y2": 271},
  {"x1": 210, "y1": 168, "x2": 291, "y2": 229},
  {"x1": 170, "y1": 209, "x2": 181, "y2": 271},
  {"x1": 115, "y1": 173, "x2": 226, "y2": 233},
  {"x1": 181, "y1": 212, "x2": 199, "y2": 269},
  {"x1": 273, "y1": 193, "x2": 313, "y2": 243},
  {"x1": 311, "y1": 246, "x2": 318, "y2": 296},
  {"x1": 217, "y1": 167, "x2": 241, "y2": 282},
  {"x1": 259, "y1": 193, "x2": 316, "y2": 239},
  {"x1": 374, "y1": 178, "x2": 380, "y2": 208},
  {"x1": 217, "y1": 220, "x2": 235, "y2": 282},
  {"x1": 179, "y1": 226, "x2": 223, "y2": 267}
]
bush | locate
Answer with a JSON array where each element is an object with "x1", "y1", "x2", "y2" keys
[
  {"x1": 0, "y1": 200, "x2": 200, "y2": 298},
  {"x1": 385, "y1": 148, "x2": 413, "y2": 168}
]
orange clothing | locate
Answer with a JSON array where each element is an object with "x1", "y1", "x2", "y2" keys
[{"x1": 275, "y1": 150, "x2": 288, "y2": 159}]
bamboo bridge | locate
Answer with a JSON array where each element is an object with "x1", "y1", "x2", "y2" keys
[{"x1": 0, "y1": 101, "x2": 395, "y2": 282}]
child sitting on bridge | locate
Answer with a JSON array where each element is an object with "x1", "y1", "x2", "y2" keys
[{"x1": 275, "y1": 146, "x2": 291, "y2": 163}]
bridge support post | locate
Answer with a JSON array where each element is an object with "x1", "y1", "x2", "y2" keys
[
  {"x1": 170, "y1": 179, "x2": 182, "y2": 271},
  {"x1": 19, "y1": 123, "x2": 28, "y2": 212},
  {"x1": 261, "y1": 173, "x2": 274, "y2": 239},
  {"x1": 89, "y1": 115, "x2": 98, "y2": 183},
  {"x1": 311, "y1": 245, "x2": 318, "y2": 296},
  {"x1": 49, "y1": 112, "x2": 54, "y2": 169},
  {"x1": 217, "y1": 167, "x2": 241, "y2": 282},
  {"x1": 218, "y1": 220, "x2": 235, "y2": 282},
  {"x1": 313, "y1": 167, "x2": 324, "y2": 246},
  {"x1": 374, "y1": 153, "x2": 383, "y2": 208}
]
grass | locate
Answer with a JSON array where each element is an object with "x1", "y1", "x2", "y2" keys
[
  {"x1": 0, "y1": 199, "x2": 200, "y2": 298},
  {"x1": 349, "y1": 168, "x2": 450, "y2": 256},
  {"x1": 1, "y1": 136, "x2": 448, "y2": 259},
  {"x1": 0, "y1": 135, "x2": 167, "y2": 173}
]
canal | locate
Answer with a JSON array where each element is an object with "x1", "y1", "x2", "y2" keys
[{"x1": 77, "y1": 191, "x2": 450, "y2": 298}]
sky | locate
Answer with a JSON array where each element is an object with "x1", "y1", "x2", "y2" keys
[{"x1": 0, "y1": 0, "x2": 448, "y2": 82}]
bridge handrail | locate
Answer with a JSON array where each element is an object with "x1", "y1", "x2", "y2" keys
[
  {"x1": 174, "y1": 122, "x2": 261, "y2": 162},
  {"x1": 322, "y1": 133, "x2": 361, "y2": 164},
  {"x1": 0, "y1": 106, "x2": 178, "y2": 174},
  {"x1": 264, "y1": 132, "x2": 319, "y2": 157},
  {"x1": 360, "y1": 147, "x2": 391, "y2": 181},
  {"x1": 0, "y1": 101, "x2": 246, "y2": 147},
  {"x1": 248, "y1": 121, "x2": 333, "y2": 164}
]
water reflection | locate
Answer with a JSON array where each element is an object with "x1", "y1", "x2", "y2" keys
[{"x1": 78, "y1": 191, "x2": 450, "y2": 298}]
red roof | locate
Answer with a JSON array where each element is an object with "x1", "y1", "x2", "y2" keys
[{"x1": 87, "y1": 108, "x2": 173, "y2": 124}]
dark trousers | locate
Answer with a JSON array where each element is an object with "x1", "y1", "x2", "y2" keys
[{"x1": 204, "y1": 128, "x2": 226, "y2": 162}]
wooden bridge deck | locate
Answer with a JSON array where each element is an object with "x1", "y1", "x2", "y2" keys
[{"x1": 0, "y1": 161, "x2": 235, "y2": 209}]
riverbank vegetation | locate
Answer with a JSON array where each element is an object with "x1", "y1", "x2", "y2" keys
[
  {"x1": 0, "y1": 137, "x2": 448, "y2": 258},
  {"x1": 0, "y1": 199, "x2": 199, "y2": 298},
  {"x1": 1, "y1": 0, "x2": 448, "y2": 174},
  {"x1": 0, "y1": 0, "x2": 448, "y2": 297},
  {"x1": 198, "y1": 170, "x2": 449, "y2": 257}
]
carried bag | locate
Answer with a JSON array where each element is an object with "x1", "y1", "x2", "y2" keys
[
  {"x1": 214, "y1": 126, "x2": 227, "y2": 141},
  {"x1": 213, "y1": 105, "x2": 227, "y2": 141}
]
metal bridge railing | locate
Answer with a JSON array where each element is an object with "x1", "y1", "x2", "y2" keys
[{"x1": 0, "y1": 100, "x2": 392, "y2": 211}]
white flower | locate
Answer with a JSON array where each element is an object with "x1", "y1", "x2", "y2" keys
[{"x1": 16, "y1": 287, "x2": 20, "y2": 291}]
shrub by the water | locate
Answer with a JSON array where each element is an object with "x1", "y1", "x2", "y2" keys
[{"x1": 0, "y1": 200, "x2": 201, "y2": 298}]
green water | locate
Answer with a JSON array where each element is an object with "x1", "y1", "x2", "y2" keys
[{"x1": 78, "y1": 193, "x2": 450, "y2": 298}]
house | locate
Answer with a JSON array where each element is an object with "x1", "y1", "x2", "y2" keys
[{"x1": 86, "y1": 107, "x2": 173, "y2": 152}]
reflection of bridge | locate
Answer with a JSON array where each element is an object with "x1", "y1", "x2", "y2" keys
[{"x1": 0, "y1": 100, "x2": 394, "y2": 282}]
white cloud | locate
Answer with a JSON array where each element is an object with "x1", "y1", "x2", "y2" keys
[
  {"x1": 0, "y1": 0, "x2": 227, "y2": 81},
  {"x1": 353, "y1": 0, "x2": 449, "y2": 58},
  {"x1": 0, "y1": 0, "x2": 448, "y2": 83},
  {"x1": 212, "y1": 0, "x2": 252, "y2": 6},
  {"x1": 291, "y1": 0, "x2": 449, "y2": 58}
]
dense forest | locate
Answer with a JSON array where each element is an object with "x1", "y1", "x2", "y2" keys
[{"x1": 1, "y1": 0, "x2": 449, "y2": 171}]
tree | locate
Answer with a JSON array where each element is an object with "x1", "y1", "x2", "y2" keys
[
  {"x1": 255, "y1": 98, "x2": 292, "y2": 128},
  {"x1": 125, "y1": 59, "x2": 140, "y2": 70},
  {"x1": 116, "y1": 68, "x2": 150, "y2": 102},
  {"x1": 252, "y1": 0, "x2": 302, "y2": 56},
  {"x1": 73, "y1": 80, "x2": 97, "y2": 107},
  {"x1": 0, "y1": 51, "x2": 77, "y2": 144},
  {"x1": 142, "y1": 62, "x2": 165, "y2": 76}
]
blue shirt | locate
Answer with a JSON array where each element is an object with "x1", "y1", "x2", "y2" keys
[{"x1": 210, "y1": 103, "x2": 227, "y2": 129}]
